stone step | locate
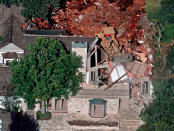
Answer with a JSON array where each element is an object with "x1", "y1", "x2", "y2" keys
[
  {"x1": 119, "y1": 120, "x2": 142, "y2": 130},
  {"x1": 39, "y1": 116, "x2": 72, "y2": 131},
  {"x1": 120, "y1": 120, "x2": 142, "y2": 124},
  {"x1": 119, "y1": 127, "x2": 137, "y2": 131}
]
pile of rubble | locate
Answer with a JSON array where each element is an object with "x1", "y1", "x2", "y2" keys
[
  {"x1": 86, "y1": 26, "x2": 153, "y2": 106},
  {"x1": 29, "y1": 0, "x2": 145, "y2": 36},
  {"x1": 88, "y1": 27, "x2": 152, "y2": 86}
]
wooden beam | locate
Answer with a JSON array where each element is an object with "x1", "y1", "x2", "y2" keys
[
  {"x1": 95, "y1": 45, "x2": 98, "y2": 66},
  {"x1": 87, "y1": 56, "x2": 91, "y2": 71},
  {"x1": 89, "y1": 63, "x2": 108, "y2": 71},
  {"x1": 98, "y1": 59, "x2": 106, "y2": 64},
  {"x1": 89, "y1": 46, "x2": 98, "y2": 57},
  {"x1": 104, "y1": 74, "x2": 126, "y2": 90}
]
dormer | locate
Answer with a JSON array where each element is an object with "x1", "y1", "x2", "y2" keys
[{"x1": 0, "y1": 43, "x2": 24, "y2": 66}]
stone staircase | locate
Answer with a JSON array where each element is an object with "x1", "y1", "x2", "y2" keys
[
  {"x1": 117, "y1": 99, "x2": 143, "y2": 131},
  {"x1": 39, "y1": 114, "x2": 72, "y2": 131},
  {"x1": 119, "y1": 119, "x2": 143, "y2": 131}
]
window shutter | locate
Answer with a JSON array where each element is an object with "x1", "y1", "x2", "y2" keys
[
  {"x1": 55, "y1": 99, "x2": 68, "y2": 112},
  {"x1": 55, "y1": 99, "x2": 60, "y2": 111},
  {"x1": 95, "y1": 105, "x2": 103, "y2": 117},
  {"x1": 62, "y1": 99, "x2": 67, "y2": 111}
]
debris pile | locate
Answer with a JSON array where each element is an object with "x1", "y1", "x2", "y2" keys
[
  {"x1": 26, "y1": 0, "x2": 152, "y2": 101},
  {"x1": 29, "y1": 0, "x2": 150, "y2": 68},
  {"x1": 96, "y1": 27, "x2": 120, "y2": 57},
  {"x1": 87, "y1": 26, "x2": 152, "y2": 105},
  {"x1": 29, "y1": 0, "x2": 145, "y2": 36}
]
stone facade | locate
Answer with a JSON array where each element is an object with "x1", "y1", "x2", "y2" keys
[{"x1": 68, "y1": 97, "x2": 119, "y2": 116}]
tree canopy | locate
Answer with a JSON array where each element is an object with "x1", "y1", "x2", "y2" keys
[
  {"x1": 0, "y1": 36, "x2": 4, "y2": 42},
  {"x1": 146, "y1": 0, "x2": 174, "y2": 42},
  {"x1": 138, "y1": 79, "x2": 174, "y2": 131},
  {"x1": 10, "y1": 38, "x2": 83, "y2": 109},
  {"x1": 138, "y1": 43, "x2": 174, "y2": 130},
  {"x1": 0, "y1": 0, "x2": 64, "y2": 20},
  {"x1": 138, "y1": 0, "x2": 174, "y2": 130}
]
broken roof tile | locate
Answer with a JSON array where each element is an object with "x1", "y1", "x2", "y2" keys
[{"x1": 125, "y1": 60, "x2": 150, "y2": 78}]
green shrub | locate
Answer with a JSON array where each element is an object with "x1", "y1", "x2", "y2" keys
[
  {"x1": 36, "y1": 111, "x2": 52, "y2": 120},
  {"x1": 0, "y1": 36, "x2": 4, "y2": 42}
]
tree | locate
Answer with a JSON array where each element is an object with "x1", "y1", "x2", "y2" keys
[
  {"x1": 10, "y1": 38, "x2": 83, "y2": 113},
  {"x1": 137, "y1": 79, "x2": 174, "y2": 131},
  {"x1": 0, "y1": 36, "x2": 4, "y2": 42},
  {"x1": 0, "y1": 0, "x2": 65, "y2": 23},
  {"x1": 146, "y1": 0, "x2": 174, "y2": 42},
  {"x1": 138, "y1": 1, "x2": 174, "y2": 130},
  {"x1": 138, "y1": 40, "x2": 174, "y2": 131},
  {"x1": 138, "y1": 45, "x2": 174, "y2": 131}
]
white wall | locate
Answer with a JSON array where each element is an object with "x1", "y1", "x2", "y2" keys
[
  {"x1": 107, "y1": 99, "x2": 119, "y2": 114},
  {"x1": 0, "y1": 54, "x2": 2, "y2": 63},
  {"x1": 72, "y1": 48, "x2": 87, "y2": 76},
  {"x1": 20, "y1": 98, "x2": 27, "y2": 112},
  {"x1": 149, "y1": 82, "x2": 153, "y2": 96}
]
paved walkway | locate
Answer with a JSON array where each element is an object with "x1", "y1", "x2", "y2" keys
[{"x1": 39, "y1": 114, "x2": 72, "y2": 131}]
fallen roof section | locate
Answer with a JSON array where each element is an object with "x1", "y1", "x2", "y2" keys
[
  {"x1": 125, "y1": 60, "x2": 150, "y2": 78},
  {"x1": 102, "y1": 27, "x2": 115, "y2": 35}
]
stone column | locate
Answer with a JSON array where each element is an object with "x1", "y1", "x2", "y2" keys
[{"x1": 52, "y1": 97, "x2": 56, "y2": 112}]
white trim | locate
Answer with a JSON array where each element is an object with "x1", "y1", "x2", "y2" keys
[{"x1": 0, "y1": 43, "x2": 24, "y2": 53}]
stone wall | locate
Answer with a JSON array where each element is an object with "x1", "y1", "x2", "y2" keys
[
  {"x1": 11, "y1": 16, "x2": 25, "y2": 47},
  {"x1": 0, "y1": 109, "x2": 11, "y2": 131},
  {"x1": 68, "y1": 97, "x2": 119, "y2": 117}
]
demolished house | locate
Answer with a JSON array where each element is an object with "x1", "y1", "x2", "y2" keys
[
  {"x1": 0, "y1": 28, "x2": 152, "y2": 131},
  {"x1": 0, "y1": 4, "x2": 153, "y2": 131}
]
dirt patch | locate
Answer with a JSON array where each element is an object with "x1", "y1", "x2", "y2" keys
[{"x1": 67, "y1": 120, "x2": 119, "y2": 127}]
